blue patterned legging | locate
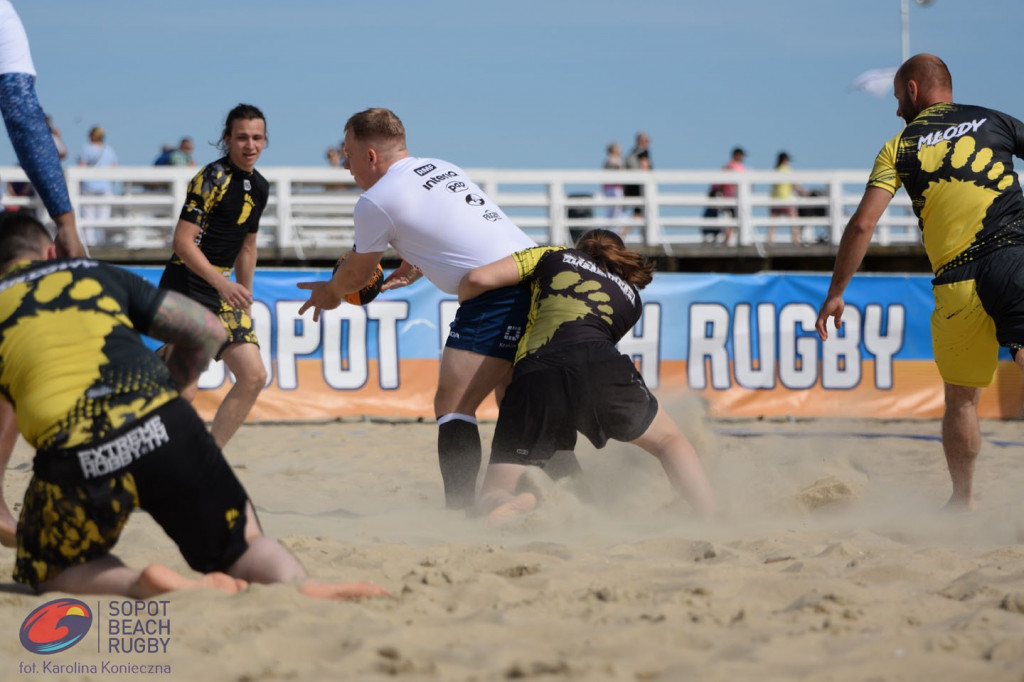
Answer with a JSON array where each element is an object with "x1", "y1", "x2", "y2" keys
[{"x1": 0, "y1": 71, "x2": 72, "y2": 217}]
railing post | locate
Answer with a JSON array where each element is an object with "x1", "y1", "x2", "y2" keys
[
  {"x1": 548, "y1": 181, "x2": 568, "y2": 246},
  {"x1": 736, "y1": 178, "x2": 753, "y2": 246},
  {"x1": 828, "y1": 178, "x2": 844, "y2": 245},
  {"x1": 643, "y1": 176, "x2": 658, "y2": 247},
  {"x1": 275, "y1": 171, "x2": 294, "y2": 257}
]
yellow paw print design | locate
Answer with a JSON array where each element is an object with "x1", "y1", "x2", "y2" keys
[
  {"x1": 521, "y1": 272, "x2": 614, "y2": 356},
  {"x1": 915, "y1": 120, "x2": 1015, "y2": 267},
  {"x1": 920, "y1": 130, "x2": 1015, "y2": 192}
]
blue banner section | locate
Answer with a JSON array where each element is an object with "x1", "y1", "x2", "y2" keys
[
  {"x1": 125, "y1": 267, "x2": 1024, "y2": 419},
  {"x1": 637, "y1": 271, "x2": 939, "y2": 361},
  {"x1": 126, "y1": 267, "x2": 960, "y2": 369}
]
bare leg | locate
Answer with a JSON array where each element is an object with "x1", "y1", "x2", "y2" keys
[
  {"x1": 39, "y1": 555, "x2": 245, "y2": 598},
  {"x1": 228, "y1": 501, "x2": 389, "y2": 600},
  {"x1": 135, "y1": 564, "x2": 247, "y2": 596},
  {"x1": 942, "y1": 382, "x2": 982, "y2": 510},
  {"x1": 631, "y1": 406, "x2": 717, "y2": 516},
  {"x1": 434, "y1": 348, "x2": 513, "y2": 508},
  {"x1": 435, "y1": 348, "x2": 513, "y2": 424},
  {"x1": 211, "y1": 342, "x2": 267, "y2": 449},
  {"x1": 0, "y1": 400, "x2": 20, "y2": 547},
  {"x1": 474, "y1": 462, "x2": 535, "y2": 520}
]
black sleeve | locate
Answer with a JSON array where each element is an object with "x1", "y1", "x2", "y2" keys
[
  {"x1": 102, "y1": 264, "x2": 167, "y2": 337},
  {"x1": 1007, "y1": 112, "x2": 1024, "y2": 160}
]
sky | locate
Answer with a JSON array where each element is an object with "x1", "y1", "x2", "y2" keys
[{"x1": 6, "y1": 0, "x2": 1024, "y2": 172}]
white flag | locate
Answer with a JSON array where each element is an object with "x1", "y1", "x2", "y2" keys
[{"x1": 850, "y1": 67, "x2": 897, "y2": 98}]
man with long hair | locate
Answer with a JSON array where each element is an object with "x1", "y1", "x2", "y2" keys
[{"x1": 158, "y1": 104, "x2": 269, "y2": 450}]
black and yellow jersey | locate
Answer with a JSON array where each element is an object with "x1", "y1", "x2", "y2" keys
[
  {"x1": 867, "y1": 102, "x2": 1024, "y2": 275},
  {"x1": 159, "y1": 156, "x2": 269, "y2": 311},
  {"x1": 0, "y1": 259, "x2": 177, "y2": 451},
  {"x1": 512, "y1": 246, "x2": 642, "y2": 364}
]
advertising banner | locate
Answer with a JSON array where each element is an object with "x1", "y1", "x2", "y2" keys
[{"x1": 129, "y1": 267, "x2": 1023, "y2": 421}]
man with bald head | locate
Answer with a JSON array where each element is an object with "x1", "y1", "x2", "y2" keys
[{"x1": 816, "y1": 54, "x2": 1024, "y2": 510}]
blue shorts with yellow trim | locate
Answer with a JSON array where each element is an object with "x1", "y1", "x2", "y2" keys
[{"x1": 446, "y1": 284, "x2": 530, "y2": 360}]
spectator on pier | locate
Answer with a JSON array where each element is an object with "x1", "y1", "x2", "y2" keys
[
  {"x1": 708, "y1": 147, "x2": 746, "y2": 246},
  {"x1": 76, "y1": 125, "x2": 118, "y2": 244},
  {"x1": 768, "y1": 151, "x2": 806, "y2": 246},
  {"x1": 624, "y1": 132, "x2": 652, "y2": 222}
]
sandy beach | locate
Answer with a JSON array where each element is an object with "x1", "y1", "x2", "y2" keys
[{"x1": 3, "y1": 395, "x2": 1024, "y2": 681}]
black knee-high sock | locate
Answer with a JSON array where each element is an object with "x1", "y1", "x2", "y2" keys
[{"x1": 437, "y1": 418, "x2": 481, "y2": 509}]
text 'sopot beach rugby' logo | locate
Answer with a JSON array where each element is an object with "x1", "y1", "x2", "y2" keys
[{"x1": 19, "y1": 598, "x2": 93, "y2": 654}]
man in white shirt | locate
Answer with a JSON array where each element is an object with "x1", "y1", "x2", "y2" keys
[{"x1": 298, "y1": 108, "x2": 578, "y2": 509}]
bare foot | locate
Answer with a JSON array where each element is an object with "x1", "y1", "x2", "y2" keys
[
  {"x1": 942, "y1": 494, "x2": 976, "y2": 512},
  {"x1": 486, "y1": 492, "x2": 537, "y2": 522},
  {"x1": 137, "y1": 564, "x2": 248, "y2": 597},
  {"x1": 298, "y1": 581, "x2": 391, "y2": 601}
]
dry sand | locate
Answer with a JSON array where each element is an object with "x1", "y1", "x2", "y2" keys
[{"x1": 3, "y1": 396, "x2": 1024, "y2": 681}]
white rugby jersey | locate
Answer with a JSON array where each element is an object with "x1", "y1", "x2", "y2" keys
[
  {"x1": 0, "y1": 1, "x2": 35, "y2": 76},
  {"x1": 353, "y1": 156, "x2": 536, "y2": 294}
]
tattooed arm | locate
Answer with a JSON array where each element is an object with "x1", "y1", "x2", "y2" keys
[{"x1": 148, "y1": 290, "x2": 227, "y2": 389}]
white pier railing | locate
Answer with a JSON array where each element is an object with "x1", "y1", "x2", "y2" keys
[{"x1": 0, "y1": 165, "x2": 927, "y2": 260}]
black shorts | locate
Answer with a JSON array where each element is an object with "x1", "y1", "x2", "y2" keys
[
  {"x1": 14, "y1": 398, "x2": 250, "y2": 588},
  {"x1": 489, "y1": 342, "x2": 658, "y2": 467},
  {"x1": 932, "y1": 244, "x2": 1024, "y2": 386}
]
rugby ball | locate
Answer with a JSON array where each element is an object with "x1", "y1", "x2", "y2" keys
[{"x1": 333, "y1": 254, "x2": 384, "y2": 306}]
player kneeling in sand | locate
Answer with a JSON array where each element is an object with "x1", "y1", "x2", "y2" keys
[
  {"x1": 0, "y1": 212, "x2": 388, "y2": 600},
  {"x1": 458, "y1": 229, "x2": 717, "y2": 520}
]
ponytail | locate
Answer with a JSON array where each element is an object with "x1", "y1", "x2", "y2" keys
[{"x1": 574, "y1": 229, "x2": 655, "y2": 289}]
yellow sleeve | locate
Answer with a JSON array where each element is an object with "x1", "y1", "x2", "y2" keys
[
  {"x1": 512, "y1": 246, "x2": 563, "y2": 280},
  {"x1": 866, "y1": 132, "x2": 902, "y2": 195}
]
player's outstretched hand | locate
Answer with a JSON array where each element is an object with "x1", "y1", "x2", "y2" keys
[
  {"x1": 297, "y1": 280, "x2": 342, "y2": 322},
  {"x1": 815, "y1": 295, "x2": 845, "y2": 341}
]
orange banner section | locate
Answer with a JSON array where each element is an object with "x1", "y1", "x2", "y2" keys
[
  {"x1": 192, "y1": 359, "x2": 1024, "y2": 423},
  {"x1": 667, "y1": 360, "x2": 1024, "y2": 419},
  {"x1": 192, "y1": 360, "x2": 501, "y2": 422}
]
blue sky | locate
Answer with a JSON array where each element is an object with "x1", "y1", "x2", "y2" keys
[{"x1": 7, "y1": 0, "x2": 1024, "y2": 172}]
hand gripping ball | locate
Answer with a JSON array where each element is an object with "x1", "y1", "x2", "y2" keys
[{"x1": 333, "y1": 254, "x2": 384, "y2": 305}]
